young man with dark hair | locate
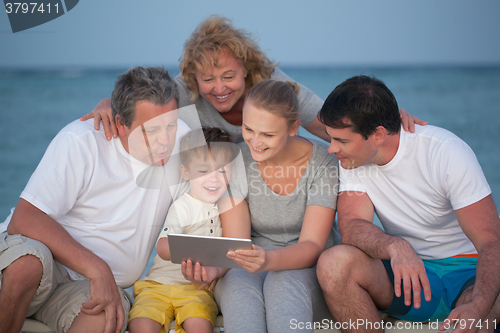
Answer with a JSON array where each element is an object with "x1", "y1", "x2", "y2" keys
[{"x1": 317, "y1": 75, "x2": 500, "y2": 332}]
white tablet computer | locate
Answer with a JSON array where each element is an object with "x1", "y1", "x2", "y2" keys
[{"x1": 168, "y1": 233, "x2": 252, "y2": 269}]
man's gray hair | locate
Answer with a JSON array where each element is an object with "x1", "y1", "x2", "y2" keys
[{"x1": 111, "y1": 66, "x2": 179, "y2": 128}]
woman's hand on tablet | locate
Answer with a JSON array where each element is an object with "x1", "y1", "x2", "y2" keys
[{"x1": 227, "y1": 244, "x2": 267, "y2": 273}]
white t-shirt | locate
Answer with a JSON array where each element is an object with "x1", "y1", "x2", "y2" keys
[
  {"x1": 143, "y1": 193, "x2": 222, "y2": 286},
  {"x1": 18, "y1": 118, "x2": 190, "y2": 288},
  {"x1": 339, "y1": 125, "x2": 491, "y2": 260}
]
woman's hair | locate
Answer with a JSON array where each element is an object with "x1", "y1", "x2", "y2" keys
[
  {"x1": 180, "y1": 15, "x2": 277, "y2": 101},
  {"x1": 245, "y1": 79, "x2": 301, "y2": 127}
]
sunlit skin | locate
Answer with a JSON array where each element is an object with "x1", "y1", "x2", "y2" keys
[
  {"x1": 180, "y1": 153, "x2": 233, "y2": 204},
  {"x1": 241, "y1": 101, "x2": 301, "y2": 166},
  {"x1": 195, "y1": 50, "x2": 248, "y2": 121},
  {"x1": 325, "y1": 121, "x2": 400, "y2": 169},
  {"x1": 116, "y1": 99, "x2": 178, "y2": 166}
]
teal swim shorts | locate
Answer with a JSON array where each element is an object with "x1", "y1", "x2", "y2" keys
[{"x1": 380, "y1": 256, "x2": 477, "y2": 322}]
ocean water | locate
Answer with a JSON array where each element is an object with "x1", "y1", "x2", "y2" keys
[{"x1": 1, "y1": 66, "x2": 499, "y2": 276}]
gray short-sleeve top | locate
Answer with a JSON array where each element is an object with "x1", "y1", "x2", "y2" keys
[{"x1": 230, "y1": 139, "x2": 339, "y2": 251}]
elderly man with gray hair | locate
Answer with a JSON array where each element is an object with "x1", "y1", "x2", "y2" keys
[{"x1": 0, "y1": 67, "x2": 190, "y2": 333}]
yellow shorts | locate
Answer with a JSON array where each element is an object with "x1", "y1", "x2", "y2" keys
[{"x1": 129, "y1": 280, "x2": 218, "y2": 333}]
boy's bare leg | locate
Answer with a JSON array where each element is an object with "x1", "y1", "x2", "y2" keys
[
  {"x1": 316, "y1": 245, "x2": 394, "y2": 333},
  {"x1": 128, "y1": 317, "x2": 163, "y2": 333},
  {"x1": 0, "y1": 255, "x2": 43, "y2": 333},
  {"x1": 183, "y1": 317, "x2": 213, "y2": 333}
]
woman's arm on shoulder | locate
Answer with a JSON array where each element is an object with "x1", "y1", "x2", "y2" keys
[
  {"x1": 80, "y1": 98, "x2": 116, "y2": 141},
  {"x1": 399, "y1": 109, "x2": 428, "y2": 133},
  {"x1": 303, "y1": 118, "x2": 331, "y2": 142}
]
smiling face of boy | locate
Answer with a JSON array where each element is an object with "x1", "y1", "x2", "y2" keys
[{"x1": 180, "y1": 151, "x2": 233, "y2": 203}]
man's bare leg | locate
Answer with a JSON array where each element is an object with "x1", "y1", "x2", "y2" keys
[
  {"x1": 453, "y1": 286, "x2": 500, "y2": 333},
  {"x1": 66, "y1": 311, "x2": 109, "y2": 333},
  {"x1": 317, "y1": 245, "x2": 394, "y2": 333},
  {"x1": 0, "y1": 255, "x2": 43, "y2": 333}
]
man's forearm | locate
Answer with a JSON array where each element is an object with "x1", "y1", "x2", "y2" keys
[
  {"x1": 454, "y1": 195, "x2": 500, "y2": 317},
  {"x1": 7, "y1": 198, "x2": 112, "y2": 280},
  {"x1": 470, "y1": 240, "x2": 500, "y2": 316},
  {"x1": 340, "y1": 218, "x2": 413, "y2": 260}
]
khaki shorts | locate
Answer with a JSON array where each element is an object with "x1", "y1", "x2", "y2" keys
[
  {"x1": 130, "y1": 280, "x2": 218, "y2": 333},
  {"x1": 0, "y1": 232, "x2": 131, "y2": 333}
]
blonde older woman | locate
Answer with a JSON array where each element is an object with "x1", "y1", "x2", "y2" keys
[{"x1": 82, "y1": 16, "x2": 424, "y2": 142}]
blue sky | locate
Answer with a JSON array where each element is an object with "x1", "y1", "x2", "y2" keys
[{"x1": 1, "y1": 0, "x2": 500, "y2": 68}]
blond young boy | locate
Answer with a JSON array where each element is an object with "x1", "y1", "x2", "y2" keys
[{"x1": 128, "y1": 127, "x2": 238, "y2": 333}]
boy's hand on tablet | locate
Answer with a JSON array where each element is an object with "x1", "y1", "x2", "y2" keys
[{"x1": 181, "y1": 260, "x2": 220, "y2": 291}]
